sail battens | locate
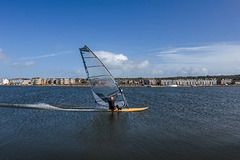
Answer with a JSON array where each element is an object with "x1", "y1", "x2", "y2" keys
[
  {"x1": 107, "y1": 90, "x2": 119, "y2": 97},
  {"x1": 87, "y1": 65, "x2": 104, "y2": 68},
  {"x1": 79, "y1": 45, "x2": 127, "y2": 108},
  {"x1": 89, "y1": 75, "x2": 109, "y2": 78},
  {"x1": 84, "y1": 57, "x2": 97, "y2": 58}
]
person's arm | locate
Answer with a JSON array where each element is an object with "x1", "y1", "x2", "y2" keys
[{"x1": 113, "y1": 93, "x2": 119, "y2": 103}]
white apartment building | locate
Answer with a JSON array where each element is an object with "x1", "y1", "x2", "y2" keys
[{"x1": 0, "y1": 79, "x2": 9, "y2": 85}]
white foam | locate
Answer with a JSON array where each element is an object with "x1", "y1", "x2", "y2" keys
[
  {"x1": 0, "y1": 103, "x2": 107, "y2": 112},
  {"x1": 19, "y1": 103, "x2": 62, "y2": 110}
]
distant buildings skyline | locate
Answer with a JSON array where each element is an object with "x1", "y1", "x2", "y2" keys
[{"x1": 0, "y1": 76, "x2": 238, "y2": 87}]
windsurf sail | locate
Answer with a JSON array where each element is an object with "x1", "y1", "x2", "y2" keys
[{"x1": 79, "y1": 45, "x2": 127, "y2": 108}]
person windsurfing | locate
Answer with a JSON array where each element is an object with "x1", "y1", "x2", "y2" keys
[{"x1": 108, "y1": 93, "x2": 121, "y2": 112}]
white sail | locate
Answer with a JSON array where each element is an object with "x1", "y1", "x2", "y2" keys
[{"x1": 79, "y1": 45, "x2": 127, "y2": 108}]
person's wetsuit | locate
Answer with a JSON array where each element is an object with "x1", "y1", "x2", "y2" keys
[{"x1": 108, "y1": 95, "x2": 118, "y2": 110}]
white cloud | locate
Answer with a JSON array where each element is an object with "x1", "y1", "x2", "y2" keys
[
  {"x1": 11, "y1": 61, "x2": 35, "y2": 67},
  {"x1": 151, "y1": 67, "x2": 164, "y2": 75},
  {"x1": 20, "y1": 50, "x2": 73, "y2": 60},
  {"x1": 158, "y1": 43, "x2": 240, "y2": 64},
  {"x1": 93, "y1": 51, "x2": 150, "y2": 77},
  {"x1": 95, "y1": 51, "x2": 149, "y2": 71},
  {"x1": 92, "y1": 49, "x2": 214, "y2": 77},
  {"x1": 0, "y1": 48, "x2": 6, "y2": 60},
  {"x1": 156, "y1": 43, "x2": 240, "y2": 76},
  {"x1": 178, "y1": 67, "x2": 208, "y2": 76},
  {"x1": 158, "y1": 46, "x2": 209, "y2": 54}
]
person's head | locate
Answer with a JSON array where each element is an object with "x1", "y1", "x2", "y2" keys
[
  {"x1": 121, "y1": 89, "x2": 123, "y2": 92},
  {"x1": 110, "y1": 97, "x2": 114, "y2": 100}
]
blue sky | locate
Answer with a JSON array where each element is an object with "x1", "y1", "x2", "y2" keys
[{"x1": 0, "y1": 0, "x2": 240, "y2": 78}]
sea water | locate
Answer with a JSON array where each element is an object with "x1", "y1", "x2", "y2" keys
[{"x1": 0, "y1": 86, "x2": 240, "y2": 160}]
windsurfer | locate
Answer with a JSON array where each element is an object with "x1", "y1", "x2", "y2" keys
[{"x1": 108, "y1": 93, "x2": 120, "y2": 112}]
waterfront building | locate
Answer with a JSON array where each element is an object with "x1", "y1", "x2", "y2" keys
[
  {"x1": 160, "y1": 80, "x2": 173, "y2": 86},
  {"x1": 221, "y1": 79, "x2": 232, "y2": 85},
  {"x1": 64, "y1": 78, "x2": 69, "y2": 85},
  {"x1": 144, "y1": 79, "x2": 157, "y2": 85},
  {"x1": 143, "y1": 79, "x2": 149, "y2": 85},
  {"x1": 123, "y1": 79, "x2": 128, "y2": 84},
  {"x1": 75, "y1": 78, "x2": 82, "y2": 84},
  {"x1": 149, "y1": 79, "x2": 156, "y2": 85},
  {"x1": 43, "y1": 78, "x2": 54, "y2": 85},
  {"x1": 0, "y1": 79, "x2": 9, "y2": 85},
  {"x1": 233, "y1": 79, "x2": 240, "y2": 85},
  {"x1": 56, "y1": 78, "x2": 64, "y2": 85},
  {"x1": 134, "y1": 79, "x2": 144, "y2": 85},
  {"x1": 69, "y1": 78, "x2": 75, "y2": 85},
  {"x1": 161, "y1": 78, "x2": 217, "y2": 86},
  {"x1": 4, "y1": 79, "x2": 9, "y2": 85},
  {"x1": 50, "y1": 78, "x2": 54, "y2": 84},
  {"x1": 32, "y1": 77, "x2": 42, "y2": 85},
  {"x1": 23, "y1": 79, "x2": 31, "y2": 85},
  {"x1": 52, "y1": 78, "x2": 56, "y2": 84},
  {"x1": 46, "y1": 78, "x2": 52, "y2": 84},
  {"x1": 118, "y1": 79, "x2": 128, "y2": 84},
  {"x1": 128, "y1": 80, "x2": 133, "y2": 84},
  {"x1": 42, "y1": 78, "x2": 47, "y2": 85},
  {"x1": 9, "y1": 78, "x2": 25, "y2": 85}
]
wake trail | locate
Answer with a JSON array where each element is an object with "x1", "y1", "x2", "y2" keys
[{"x1": 0, "y1": 103, "x2": 107, "y2": 112}]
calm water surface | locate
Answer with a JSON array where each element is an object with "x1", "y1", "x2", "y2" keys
[{"x1": 0, "y1": 86, "x2": 240, "y2": 160}]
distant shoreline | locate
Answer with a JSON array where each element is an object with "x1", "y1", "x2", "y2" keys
[{"x1": 0, "y1": 84, "x2": 239, "y2": 88}]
